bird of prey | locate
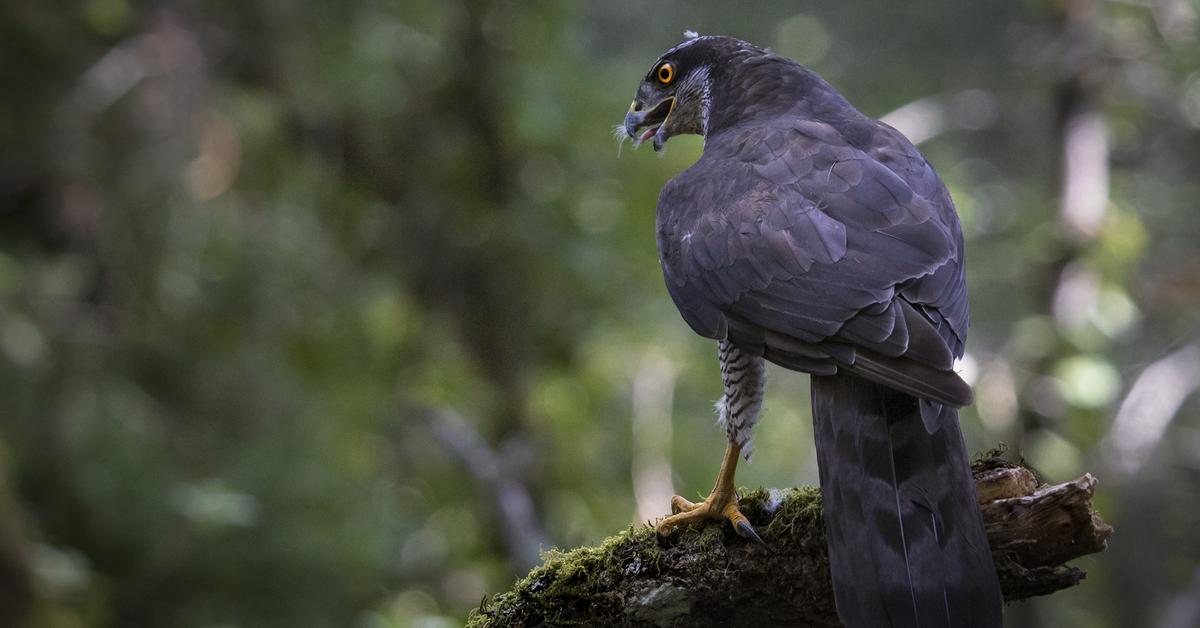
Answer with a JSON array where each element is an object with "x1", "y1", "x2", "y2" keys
[{"x1": 620, "y1": 35, "x2": 1002, "y2": 627}]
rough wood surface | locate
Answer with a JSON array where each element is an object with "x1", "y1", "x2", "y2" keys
[{"x1": 468, "y1": 454, "x2": 1112, "y2": 627}]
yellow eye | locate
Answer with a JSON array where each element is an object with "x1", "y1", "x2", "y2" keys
[{"x1": 656, "y1": 62, "x2": 674, "y2": 85}]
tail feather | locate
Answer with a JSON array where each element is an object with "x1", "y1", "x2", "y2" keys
[{"x1": 811, "y1": 372, "x2": 1002, "y2": 628}]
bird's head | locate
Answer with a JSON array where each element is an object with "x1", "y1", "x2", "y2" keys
[
  {"x1": 621, "y1": 33, "x2": 738, "y2": 152},
  {"x1": 621, "y1": 35, "x2": 821, "y2": 154}
]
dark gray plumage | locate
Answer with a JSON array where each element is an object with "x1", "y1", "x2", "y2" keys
[{"x1": 624, "y1": 35, "x2": 1002, "y2": 627}]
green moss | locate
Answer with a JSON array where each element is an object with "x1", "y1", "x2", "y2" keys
[
  {"x1": 693, "y1": 524, "x2": 724, "y2": 552},
  {"x1": 468, "y1": 523, "x2": 666, "y2": 627},
  {"x1": 468, "y1": 486, "x2": 831, "y2": 627},
  {"x1": 755, "y1": 486, "x2": 824, "y2": 540}
]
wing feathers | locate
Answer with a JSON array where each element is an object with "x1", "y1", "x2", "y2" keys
[
  {"x1": 656, "y1": 110, "x2": 970, "y2": 397},
  {"x1": 846, "y1": 349, "x2": 973, "y2": 409}
]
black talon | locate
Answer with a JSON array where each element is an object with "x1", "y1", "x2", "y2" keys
[{"x1": 735, "y1": 520, "x2": 766, "y2": 547}]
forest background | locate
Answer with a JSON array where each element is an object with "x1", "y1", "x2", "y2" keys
[{"x1": 2, "y1": 1, "x2": 1200, "y2": 626}]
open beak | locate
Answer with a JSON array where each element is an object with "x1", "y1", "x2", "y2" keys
[{"x1": 623, "y1": 96, "x2": 675, "y2": 151}]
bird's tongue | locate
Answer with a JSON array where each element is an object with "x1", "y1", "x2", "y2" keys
[{"x1": 639, "y1": 126, "x2": 658, "y2": 142}]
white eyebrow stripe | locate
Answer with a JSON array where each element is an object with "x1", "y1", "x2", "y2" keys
[{"x1": 664, "y1": 35, "x2": 716, "y2": 56}]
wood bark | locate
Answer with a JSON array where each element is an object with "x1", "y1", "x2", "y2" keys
[{"x1": 468, "y1": 455, "x2": 1112, "y2": 627}]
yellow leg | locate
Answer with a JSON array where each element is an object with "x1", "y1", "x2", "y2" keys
[{"x1": 655, "y1": 442, "x2": 763, "y2": 544}]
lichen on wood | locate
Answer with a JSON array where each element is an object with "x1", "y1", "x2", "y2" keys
[{"x1": 468, "y1": 455, "x2": 1111, "y2": 627}]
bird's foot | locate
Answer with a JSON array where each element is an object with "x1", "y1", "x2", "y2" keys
[{"x1": 655, "y1": 489, "x2": 764, "y2": 544}]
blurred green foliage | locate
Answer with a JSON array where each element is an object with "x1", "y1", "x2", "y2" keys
[{"x1": 1, "y1": 1, "x2": 1199, "y2": 627}]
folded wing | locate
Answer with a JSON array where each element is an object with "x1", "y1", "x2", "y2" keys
[{"x1": 656, "y1": 118, "x2": 971, "y2": 409}]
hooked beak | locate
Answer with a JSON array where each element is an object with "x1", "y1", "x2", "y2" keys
[{"x1": 623, "y1": 96, "x2": 675, "y2": 152}]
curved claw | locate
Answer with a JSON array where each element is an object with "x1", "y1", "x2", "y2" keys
[
  {"x1": 735, "y1": 519, "x2": 766, "y2": 546},
  {"x1": 656, "y1": 442, "x2": 756, "y2": 542},
  {"x1": 722, "y1": 502, "x2": 766, "y2": 546}
]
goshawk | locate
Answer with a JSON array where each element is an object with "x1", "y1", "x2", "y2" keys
[{"x1": 621, "y1": 34, "x2": 1002, "y2": 628}]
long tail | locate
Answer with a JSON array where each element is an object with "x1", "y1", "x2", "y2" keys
[{"x1": 811, "y1": 372, "x2": 1002, "y2": 628}]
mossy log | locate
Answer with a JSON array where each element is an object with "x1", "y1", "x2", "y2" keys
[{"x1": 468, "y1": 455, "x2": 1111, "y2": 627}]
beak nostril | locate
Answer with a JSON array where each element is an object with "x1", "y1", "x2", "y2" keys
[{"x1": 633, "y1": 102, "x2": 643, "y2": 112}]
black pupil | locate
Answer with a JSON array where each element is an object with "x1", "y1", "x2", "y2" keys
[{"x1": 660, "y1": 66, "x2": 669, "y2": 81}]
